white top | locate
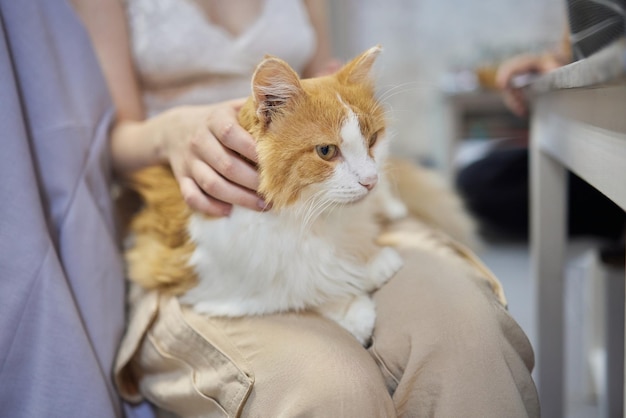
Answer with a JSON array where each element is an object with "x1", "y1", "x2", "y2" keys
[{"x1": 125, "y1": 0, "x2": 316, "y2": 116}]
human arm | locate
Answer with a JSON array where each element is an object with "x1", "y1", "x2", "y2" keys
[
  {"x1": 302, "y1": 0, "x2": 342, "y2": 77},
  {"x1": 71, "y1": 0, "x2": 264, "y2": 216}
]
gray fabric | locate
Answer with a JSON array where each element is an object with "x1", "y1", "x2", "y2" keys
[
  {"x1": 0, "y1": 1, "x2": 153, "y2": 417},
  {"x1": 567, "y1": 0, "x2": 625, "y2": 59}
]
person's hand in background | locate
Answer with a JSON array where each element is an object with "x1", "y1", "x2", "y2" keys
[{"x1": 495, "y1": 52, "x2": 564, "y2": 117}]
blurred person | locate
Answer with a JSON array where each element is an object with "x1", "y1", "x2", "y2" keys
[
  {"x1": 456, "y1": 1, "x2": 626, "y2": 242},
  {"x1": 0, "y1": 1, "x2": 153, "y2": 417},
  {"x1": 1, "y1": 1, "x2": 540, "y2": 417}
]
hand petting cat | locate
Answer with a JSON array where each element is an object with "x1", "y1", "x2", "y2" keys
[
  {"x1": 147, "y1": 64, "x2": 344, "y2": 216},
  {"x1": 165, "y1": 60, "x2": 344, "y2": 215},
  {"x1": 111, "y1": 99, "x2": 268, "y2": 217},
  {"x1": 158, "y1": 99, "x2": 267, "y2": 216}
]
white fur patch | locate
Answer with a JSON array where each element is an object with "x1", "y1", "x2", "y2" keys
[
  {"x1": 181, "y1": 206, "x2": 384, "y2": 316},
  {"x1": 319, "y1": 96, "x2": 382, "y2": 204}
]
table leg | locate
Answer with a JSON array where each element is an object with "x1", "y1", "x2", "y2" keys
[
  {"x1": 603, "y1": 265, "x2": 624, "y2": 418},
  {"x1": 530, "y1": 110, "x2": 568, "y2": 418}
]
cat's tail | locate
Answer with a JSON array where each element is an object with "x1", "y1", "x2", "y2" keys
[
  {"x1": 385, "y1": 158, "x2": 481, "y2": 250},
  {"x1": 116, "y1": 165, "x2": 198, "y2": 294},
  {"x1": 120, "y1": 165, "x2": 192, "y2": 249}
]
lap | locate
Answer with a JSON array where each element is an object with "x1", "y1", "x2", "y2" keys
[
  {"x1": 116, "y1": 218, "x2": 536, "y2": 418},
  {"x1": 122, "y1": 295, "x2": 395, "y2": 417},
  {"x1": 371, "y1": 219, "x2": 537, "y2": 417},
  {"x1": 201, "y1": 309, "x2": 395, "y2": 417}
]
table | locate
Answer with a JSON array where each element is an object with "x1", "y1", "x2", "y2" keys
[
  {"x1": 528, "y1": 37, "x2": 626, "y2": 417},
  {"x1": 440, "y1": 89, "x2": 519, "y2": 180}
]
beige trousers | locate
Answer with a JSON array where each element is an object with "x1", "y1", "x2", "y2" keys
[{"x1": 115, "y1": 219, "x2": 540, "y2": 418}]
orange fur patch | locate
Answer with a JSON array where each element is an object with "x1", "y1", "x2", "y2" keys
[
  {"x1": 239, "y1": 75, "x2": 386, "y2": 209},
  {"x1": 123, "y1": 166, "x2": 197, "y2": 294}
]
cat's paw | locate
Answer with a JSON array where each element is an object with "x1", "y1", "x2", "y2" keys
[
  {"x1": 318, "y1": 295, "x2": 377, "y2": 346},
  {"x1": 367, "y1": 247, "x2": 404, "y2": 290},
  {"x1": 383, "y1": 197, "x2": 408, "y2": 220},
  {"x1": 337, "y1": 296, "x2": 377, "y2": 346}
]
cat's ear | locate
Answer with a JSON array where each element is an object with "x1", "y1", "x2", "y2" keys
[
  {"x1": 337, "y1": 45, "x2": 382, "y2": 85},
  {"x1": 252, "y1": 56, "x2": 304, "y2": 126}
]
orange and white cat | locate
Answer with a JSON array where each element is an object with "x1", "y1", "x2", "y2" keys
[{"x1": 123, "y1": 46, "x2": 478, "y2": 345}]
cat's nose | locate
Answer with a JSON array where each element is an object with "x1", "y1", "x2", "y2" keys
[{"x1": 359, "y1": 174, "x2": 378, "y2": 190}]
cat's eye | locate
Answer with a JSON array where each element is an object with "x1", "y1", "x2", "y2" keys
[
  {"x1": 369, "y1": 132, "x2": 379, "y2": 147},
  {"x1": 316, "y1": 144, "x2": 338, "y2": 161}
]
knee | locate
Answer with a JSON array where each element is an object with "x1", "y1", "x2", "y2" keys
[
  {"x1": 416, "y1": 282, "x2": 512, "y2": 359},
  {"x1": 374, "y1": 253, "x2": 524, "y2": 371},
  {"x1": 242, "y1": 326, "x2": 395, "y2": 417}
]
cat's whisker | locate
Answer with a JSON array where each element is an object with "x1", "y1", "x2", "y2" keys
[
  {"x1": 304, "y1": 195, "x2": 336, "y2": 232},
  {"x1": 377, "y1": 81, "x2": 432, "y2": 103},
  {"x1": 300, "y1": 192, "x2": 328, "y2": 234},
  {"x1": 308, "y1": 197, "x2": 333, "y2": 226},
  {"x1": 300, "y1": 202, "x2": 317, "y2": 232},
  {"x1": 377, "y1": 80, "x2": 421, "y2": 96},
  {"x1": 326, "y1": 200, "x2": 345, "y2": 218},
  {"x1": 296, "y1": 189, "x2": 326, "y2": 223},
  {"x1": 301, "y1": 189, "x2": 327, "y2": 214},
  {"x1": 377, "y1": 88, "x2": 411, "y2": 103}
]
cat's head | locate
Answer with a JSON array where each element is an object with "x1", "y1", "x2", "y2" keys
[{"x1": 239, "y1": 46, "x2": 389, "y2": 211}]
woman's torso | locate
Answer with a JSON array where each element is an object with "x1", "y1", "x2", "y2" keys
[{"x1": 124, "y1": 0, "x2": 316, "y2": 116}]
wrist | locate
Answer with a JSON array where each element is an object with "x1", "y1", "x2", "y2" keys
[
  {"x1": 146, "y1": 113, "x2": 172, "y2": 166},
  {"x1": 110, "y1": 116, "x2": 168, "y2": 174}
]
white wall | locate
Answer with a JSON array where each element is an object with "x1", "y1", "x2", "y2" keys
[{"x1": 328, "y1": 0, "x2": 567, "y2": 163}]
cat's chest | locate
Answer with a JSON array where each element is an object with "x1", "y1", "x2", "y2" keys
[
  {"x1": 188, "y1": 208, "x2": 323, "y2": 255},
  {"x1": 186, "y1": 208, "x2": 342, "y2": 278},
  {"x1": 180, "y1": 204, "x2": 383, "y2": 314},
  {"x1": 186, "y1": 203, "x2": 379, "y2": 279}
]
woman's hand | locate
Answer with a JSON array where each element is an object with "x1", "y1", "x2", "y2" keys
[
  {"x1": 72, "y1": 0, "x2": 265, "y2": 216},
  {"x1": 111, "y1": 98, "x2": 267, "y2": 216},
  {"x1": 495, "y1": 53, "x2": 563, "y2": 117},
  {"x1": 161, "y1": 99, "x2": 267, "y2": 216}
]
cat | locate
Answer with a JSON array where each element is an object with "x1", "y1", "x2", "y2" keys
[{"x1": 122, "y1": 46, "x2": 488, "y2": 345}]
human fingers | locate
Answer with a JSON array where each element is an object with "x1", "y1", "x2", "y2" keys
[
  {"x1": 190, "y1": 129, "x2": 260, "y2": 192},
  {"x1": 502, "y1": 88, "x2": 528, "y2": 118},
  {"x1": 206, "y1": 100, "x2": 259, "y2": 164},
  {"x1": 495, "y1": 54, "x2": 542, "y2": 90},
  {"x1": 178, "y1": 175, "x2": 233, "y2": 217},
  {"x1": 538, "y1": 54, "x2": 563, "y2": 73},
  {"x1": 190, "y1": 159, "x2": 267, "y2": 212}
]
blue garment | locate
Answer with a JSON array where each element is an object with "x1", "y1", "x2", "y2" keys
[{"x1": 0, "y1": 1, "x2": 153, "y2": 417}]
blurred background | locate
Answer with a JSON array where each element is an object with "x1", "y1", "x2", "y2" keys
[
  {"x1": 327, "y1": 0, "x2": 566, "y2": 162},
  {"x1": 325, "y1": 2, "x2": 623, "y2": 417}
]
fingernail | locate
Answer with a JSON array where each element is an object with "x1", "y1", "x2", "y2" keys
[{"x1": 257, "y1": 199, "x2": 271, "y2": 211}]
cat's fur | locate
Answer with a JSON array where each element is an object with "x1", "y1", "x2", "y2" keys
[{"x1": 123, "y1": 46, "x2": 481, "y2": 345}]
